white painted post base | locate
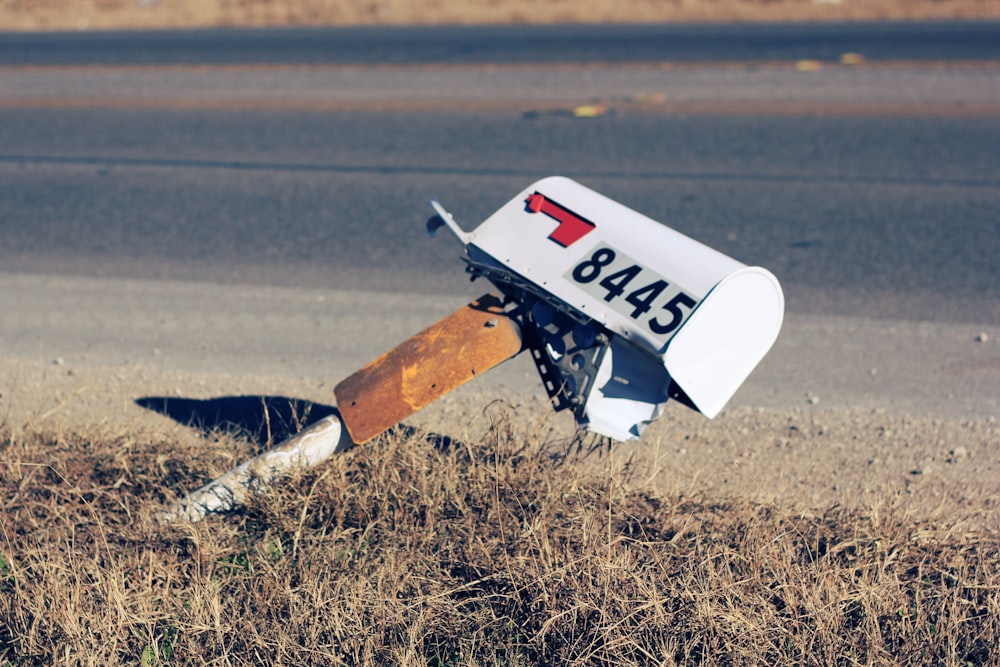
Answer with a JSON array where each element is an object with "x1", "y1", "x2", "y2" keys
[{"x1": 157, "y1": 413, "x2": 353, "y2": 523}]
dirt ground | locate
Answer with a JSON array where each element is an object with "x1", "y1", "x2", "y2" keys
[
  {"x1": 2, "y1": 357, "x2": 997, "y2": 530},
  {"x1": 1, "y1": 0, "x2": 999, "y2": 32}
]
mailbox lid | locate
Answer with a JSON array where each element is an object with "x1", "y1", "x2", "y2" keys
[{"x1": 662, "y1": 267, "x2": 784, "y2": 418}]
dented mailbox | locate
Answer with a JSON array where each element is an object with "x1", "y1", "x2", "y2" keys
[{"x1": 424, "y1": 176, "x2": 784, "y2": 440}]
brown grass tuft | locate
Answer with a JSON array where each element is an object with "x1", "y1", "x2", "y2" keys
[{"x1": 2, "y1": 410, "x2": 998, "y2": 665}]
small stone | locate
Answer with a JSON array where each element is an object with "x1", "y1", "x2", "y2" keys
[
  {"x1": 947, "y1": 446, "x2": 969, "y2": 463},
  {"x1": 572, "y1": 104, "x2": 608, "y2": 118},
  {"x1": 53, "y1": 357, "x2": 64, "y2": 366},
  {"x1": 807, "y1": 396, "x2": 820, "y2": 405},
  {"x1": 975, "y1": 333, "x2": 989, "y2": 343}
]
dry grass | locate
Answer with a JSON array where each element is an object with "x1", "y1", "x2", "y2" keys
[
  {"x1": 2, "y1": 408, "x2": 999, "y2": 666},
  {"x1": 2, "y1": 0, "x2": 999, "y2": 32}
]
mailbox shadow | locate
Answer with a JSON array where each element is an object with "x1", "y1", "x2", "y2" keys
[
  {"x1": 135, "y1": 395, "x2": 338, "y2": 449},
  {"x1": 136, "y1": 395, "x2": 455, "y2": 452}
]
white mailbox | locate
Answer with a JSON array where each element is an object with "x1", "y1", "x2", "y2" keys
[{"x1": 431, "y1": 176, "x2": 784, "y2": 440}]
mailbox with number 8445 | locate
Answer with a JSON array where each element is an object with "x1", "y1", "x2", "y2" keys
[{"x1": 336, "y1": 176, "x2": 784, "y2": 443}]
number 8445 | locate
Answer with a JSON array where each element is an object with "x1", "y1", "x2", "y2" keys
[{"x1": 568, "y1": 246, "x2": 697, "y2": 337}]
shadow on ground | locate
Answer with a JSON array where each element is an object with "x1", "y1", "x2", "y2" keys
[
  {"x1": 136, "y1": 395, "x2": 458, "y2": 453},
  {"x1": 135, "y1": 395, "x2": 338, "y2": 448}
]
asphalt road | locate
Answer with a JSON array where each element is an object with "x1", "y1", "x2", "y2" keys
[
  {"x1": 2, "y1": 21, "x2": 999, "y2": 65},
  {"x1": 1, "y1": 24, "x2": 998, "y2": 419}
]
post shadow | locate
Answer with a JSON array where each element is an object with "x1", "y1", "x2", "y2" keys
[
  {"x1": 135, "y1": 394, "x2": 456, "y2": 453},
  {"x1": 135, "y1": 395, "x2": 338, "y2": 449}
]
